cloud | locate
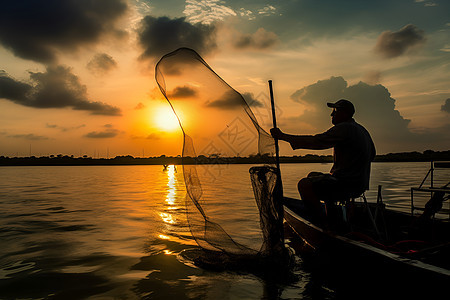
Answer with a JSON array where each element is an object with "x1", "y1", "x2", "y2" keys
[
  {"x1": 441, "y1": 98, "x2": 450, "y2": 113},
  {"x1": 242, "y1": 92, "x2": 264, "y2": 107},
  {"x1": 233, "y1": 28, "x2": 278, "y2": 50},
  {"x1": 374, "y1": 24, "x2": 426, "y2": 58},
  {"x1": 184, "y1": 0, "x2": 236, "y2": 24},
  {"x1": 130, "y1": 133, "x2": 161, "y2": 140},
  {"x1": 168, "y1": 86, "x2": 197, "y2": 99},
  {"x1": 414, "y1": 0, "x2": 437, "y2": 5},
  {"x1": 0, "y1": 72, "x2": 32, "y2": 102},
  {"x1": 362, "y1": 70, "x2": 382, "y2": 85},
  {"x1": 258, "y1": 5, "x2": 277, "y2": 16},
  {"x1": 289, "y1": 76, "x2": 433, "y2": 152},
  {"x1": 0, "y1": 66, "x2": 121, "y2": 115},
  {"x1": 206, "y1": 90, "x2": 263, "y2": 109},
  {"x1": 134, "y1": 102, "x2": 146, "y2": 110},
  {"x1": 84, "y1": 128, "x2": 119, "y2": 138},
  {"x1": 291, "y1": 76, "x2": 349, "y2": 105},
  {"x1": 46, "y1": 123, "x2": 86, "y2": 132},
  {"x1": 137, "y1": 16, "x2": 217, "y2": 60},
  {"x1": 0, "y1": 0, "x2": 128, "y2": 63},
  {"x1": 8, "y1": 133, "x2": 49, "y2": 140},
  {"x1": 239, "y1": 8, "x2": 255, "y2": 20},
  {"x1": 86, "y1": 53, "x2": 118, "y2": 75},
  {"x1": 146, "y1": 133, "x2": 161, "y2": 140}
]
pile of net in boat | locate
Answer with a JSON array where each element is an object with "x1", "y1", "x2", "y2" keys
[{"x1": 155, "y1": 48, "x2": 288, "y2": 268}]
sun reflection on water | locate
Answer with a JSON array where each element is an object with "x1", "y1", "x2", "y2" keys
[
  {"x1": 159, "y1": 165, "x2": 178, "y2": 230},
  {"x1": 158, "y1": 234, "x2": 170, "y2": 240},
  {"x1": 166, "y1": 165, "x2": 177, "y2": 206},
  {"x1": 160, "y1": 212, "x2": 175, "y2": 224}
]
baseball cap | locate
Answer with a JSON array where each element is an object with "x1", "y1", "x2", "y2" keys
[{"x1": 327, "y1": 99, "x2": 355, "y2": 115}]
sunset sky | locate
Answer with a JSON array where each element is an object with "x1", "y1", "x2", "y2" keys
[{"x1": 0, "y1": 0, "x2": 449, "y2": 158}]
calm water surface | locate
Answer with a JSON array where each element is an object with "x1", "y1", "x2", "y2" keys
[{"x1": 0, "y1": 162, "x2": 448, "y2": 299}]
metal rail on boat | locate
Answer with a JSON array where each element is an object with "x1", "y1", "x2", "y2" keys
[{"x1": 410, "y1": 160, "x2": 450, "y2": 219}]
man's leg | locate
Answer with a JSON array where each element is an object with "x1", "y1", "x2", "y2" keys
[{"x1": 298, "y1": 177, "x2": 327, "y2": 225}]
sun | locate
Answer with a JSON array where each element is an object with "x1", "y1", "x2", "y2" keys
[{"x1": 153, "y1": 105, "x2": 180, "y2": 132}]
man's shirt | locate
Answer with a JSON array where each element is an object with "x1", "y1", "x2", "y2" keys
[{"x1": 288, "y1": 119, "x2": 376, "y2": 193}]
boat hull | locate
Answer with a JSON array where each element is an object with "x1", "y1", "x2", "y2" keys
[{"x1": 283, "y1": 197, "x2": 450, "y2": 287}]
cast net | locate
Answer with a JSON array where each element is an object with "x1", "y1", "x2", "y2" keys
[{"x1": 155, "y1": 48, "x2": 285, "y2": 259}]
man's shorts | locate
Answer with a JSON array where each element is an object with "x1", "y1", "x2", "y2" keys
[{"x1": 306, "y1": 172, "x2": 352, "y2": 202}]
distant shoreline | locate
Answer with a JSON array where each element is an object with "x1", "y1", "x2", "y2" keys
[{"x1": 0, "y1": 150, "x2": 449, "y2": 166}]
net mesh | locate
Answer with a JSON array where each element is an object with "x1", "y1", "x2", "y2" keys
[
  {"x1": 250, "y1": 166, "x2": 285, "y2": 257},
  {"x1": 155, "y1": 48, "x2": 284, "y2": 258}
]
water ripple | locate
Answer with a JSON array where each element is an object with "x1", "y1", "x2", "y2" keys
[{"x1": 0, "y1": 163, "x2": 445, "y2": 299}]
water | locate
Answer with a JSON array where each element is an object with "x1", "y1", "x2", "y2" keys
[{"x1": 0, "y1": 162, "x2": 448, "y2": 299}]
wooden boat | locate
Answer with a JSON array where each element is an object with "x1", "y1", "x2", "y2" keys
[{"x1": 283, "y1": 196, "x2": 450, "y2": 286}]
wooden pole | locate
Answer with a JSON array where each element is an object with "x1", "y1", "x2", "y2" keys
[
  {"x1": 268, "y1": 80, "x2": 280, "y2": 171},
  {"x1": 268, "y1": 80, "x2": 285, "y2": 253}
]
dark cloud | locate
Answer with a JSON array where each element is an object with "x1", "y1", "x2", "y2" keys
[
  {"x1": 84, "y1": 129, "x2": 119, "y2": 138},
  {"x1": 291, "y1": 76, "x2": 348, "y2": 104},
  {"x1": 137, "y1": 16, "x2": 217, "y2": 60},
  {"x1": 0, "y1": 66, "x2": 121, "y2": 116},
  {"x1": 168, "y1": 86, "x2": 197, "y2": 99},
  {"x1": 71, "y1": 100, "x2": 121, "y2": 115},
  {"x1": 233, "y1": 28, "x2": 278, "y2": 50},
  {"x1": 0, "y1": 0, "x2": 128, "y2": 63},
  {"x1": 441, "y1": 98, "x2": 450, "y2": 113},
  {"x1": 0, "y1": 73, "x2": 32, "y2": 102},
  {"x1": 374, "y1": 24, "x2": 426, "y2": 58},
  {"x1": 8, "y1": 133, "x2": 48, "y2": 140},
  {"x1": 86, "y1": 53, "x2": 118, "y2": 75},
  {"x1": 206, "y1": 90, "x2": 263, "y2": 109},
  {"x1": 289, "y1": 76, "x2": 437, "y2": 152}
]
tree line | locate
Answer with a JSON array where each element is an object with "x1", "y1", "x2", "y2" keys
[{"x1": 0, "y1": 150, "x2": 449, "y2": 166}]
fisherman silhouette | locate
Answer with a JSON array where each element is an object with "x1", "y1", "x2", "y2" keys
[{"x1": 271, "y1": 99, "x2": 376, "y2": 226}]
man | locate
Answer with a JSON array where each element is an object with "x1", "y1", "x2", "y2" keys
[{"x1": 271, "y1": 99, "x2": 376, "y2": 225}]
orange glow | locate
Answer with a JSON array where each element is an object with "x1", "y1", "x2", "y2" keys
[{"x1": 153, "y1": 105, "x2": 179, "y2": 132}]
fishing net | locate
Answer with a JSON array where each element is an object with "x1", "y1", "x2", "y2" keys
[{"x1": 155, "y1": 48, "x2": 285, "y2": 259}]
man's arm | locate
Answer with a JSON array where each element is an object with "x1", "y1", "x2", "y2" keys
[{"x1": 270, "y1": 127, "x2": 344, "y2": 150}]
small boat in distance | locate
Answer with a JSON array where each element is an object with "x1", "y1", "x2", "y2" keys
[{"x1": 163, "y1": 164, "x2": 177, "y2": 172}]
